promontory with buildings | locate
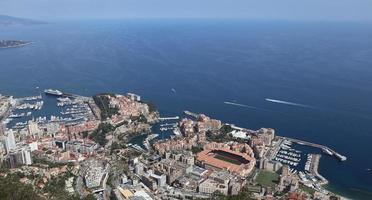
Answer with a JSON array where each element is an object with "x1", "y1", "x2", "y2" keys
[
  {"x1": 0, "y1": 40, "x2": 32, "y2": 49},
  {"x1": 0, "y1": 89, "x2": 347, "y2": 200}
]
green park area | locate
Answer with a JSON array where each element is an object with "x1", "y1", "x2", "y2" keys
[{"x1": 256, "y1": 170, "x2": 280, "y2": 188}]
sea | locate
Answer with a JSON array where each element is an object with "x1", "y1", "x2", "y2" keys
[{"x1": 1, "y1": 19, "x2": 372, "y2": 199}]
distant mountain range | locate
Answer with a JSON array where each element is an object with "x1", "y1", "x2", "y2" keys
[{"x1": 0, "y1": 15, "x2": 45, "y2": 26}]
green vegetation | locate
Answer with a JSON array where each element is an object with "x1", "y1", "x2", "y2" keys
[
  {"x1": 43, "y1": 176, "x2": 68, "y2": 198},
  {"x1": 0, "y1": 161, "x2": 10, "y2": 173},
  {"x1": 110, "y1": 141, "x2": 124, "y2": 155},
  {"x1": 211, "y1": 186, "x2": 255, "y2": 200},
  {"x1": 206, "y1": 125, "x2": 237, "y2": 142},
  {"x1": 0, "y1": 174, "x2": 40, "y2": 200},
  {"x1": 84, "y1": 194, "x2": 97, "y2": 200},
  {"x1": 130, "y1": 114, "x2": 147, "y2": 123},
  {"x1": 220, "y1": 124, "x2": 233, "y2": 134},
  {"x1": 0, "y1": 172, "x2": 93, "y2": 200},
  {"x1": 82, "y1": 131, "x2": 89, "y2": 138},
  {"x1": 191, "y1": 146, "x2": 203, "y2": 154},
  {"x1": 256, "y1": 170, "x2": 280, "y2": 188},
  {"x1": 42, "y1": 171, "x2": 82, "y2": 200},
  {"x1": 90, "y1": 123, "x2": 115, "y2": 146},
  {"x1": 142, "y1": 101, "x2": 157, "y2": 113},
  {"x1": 206, "y1": 130, "x2": 230, "y2": 143},
  {"x1": 33, "y1": 157, "x2": 67, "y2": 168},
  {"x1": 299, "y1": 184, "x2": 316, "y2": 196},
  {"x1": 93, "y1": 94, "x2": 119, "y2": 120},
  {"x1": 114, "y1": 120, "x2": 129, "y2": 128}
]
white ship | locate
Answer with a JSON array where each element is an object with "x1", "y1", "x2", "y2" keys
[{"x1": 44, "y1": 89, "x2": 63, "y2": 96}]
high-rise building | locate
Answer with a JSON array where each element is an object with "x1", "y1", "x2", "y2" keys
[
  {"x1": 4, "y1": 129, "x2": 16, "y2": 154},
  {"x1": 7, "y1": 146, "x2": 32, "y2": 168},
  {"x1": 0, "y1": 123, "x2": 5, "y2": 136}
]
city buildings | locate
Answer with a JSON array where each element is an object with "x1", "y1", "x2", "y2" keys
[
  {"x1": 7, "y1": 144, "x2": 32, "y2": 168},
  {"x1": 198, "y1": 178, "x2": 228, "y2": 195},
  {"x1": 152, "y1": 159, "x2": 192, "y2": 184},
  {"x1": 278, "y1": 165, "x2": 299, "y2": 192},
  {"x1": 0, "y1": 91, "x2": 345, "y2": 200}
]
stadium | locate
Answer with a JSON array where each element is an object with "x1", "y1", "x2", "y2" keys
[{"x1": 196, "y1": 147, "x2": 256, "y2": 177}]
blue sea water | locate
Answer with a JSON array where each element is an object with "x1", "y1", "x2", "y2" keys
[{"x1": 1, "y1": 20, "x2": 372, "y2": 199}]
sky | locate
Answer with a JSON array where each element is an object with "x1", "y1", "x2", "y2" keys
[{"x1": 1, "y1": 0, "x2": 372, "y2": 21}]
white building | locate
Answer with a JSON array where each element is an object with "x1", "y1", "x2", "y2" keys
[
  {"x1": 198, "y1": 178, "x2": 228, "y2": 195},
  {"x1": 28, "y1": 141, "x2": 38, "y2": 152},
  {"x1": 28, "y1": 121, "x2": 41, "y2": 136},
  {"x1": 22, "y1": 147, "x2": 32, "y2": 165},
  {"x1": 4, "y1": 129, "x2": 16, "y2": 154},
  {"x1": 231, "y1": 130, "x2": 250, "y2": 140},
  {"x1": 127, "y1": 93, "x2": 141, "y2": 102},
  {"x1": 8, "y1": 145, "x2": 32, "y2": 167}
]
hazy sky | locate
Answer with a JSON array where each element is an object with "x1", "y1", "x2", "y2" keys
[{"x1": 1, "y1": 0, "x2": 372, "y2": 21}]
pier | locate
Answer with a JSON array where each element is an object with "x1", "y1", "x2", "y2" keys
[
  {"x1": 184, "y1": 110, "x2": 199, "y2": 118},
  {"x1": 279, "y1": 136, "x2": 347, "y2": 161},
  {"x1": 311, "y1": 154, "x2": 328, "y2": 185},
  {"x1": 159, "y1": 116, "x2": 180, "y2": 121},
  {"x1": 226, "y1": 124, "x2": 244, "y2": 131}
]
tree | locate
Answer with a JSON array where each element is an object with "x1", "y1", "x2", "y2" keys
[
  {"x1": 0, "y1": 175, "x2": 41, "y2": 200},
  {"x1": 82, "y1": 131, "x2": 89, "y2": 138},
  {"x1": 83, "y1": 194, "x2": 96, "y2": 200},
  {"x1": 191, "y1": 146, "x2": 203, "y2": 154},
  {"x1": 91, "y1": 123, "x2": 115, "y2": 146},
  {"x1": 93, "y1": 94, "x2": 119, "y2": 120},
  {"x1": 220, "y1": 124, "x2": 233, "y2": 134}
]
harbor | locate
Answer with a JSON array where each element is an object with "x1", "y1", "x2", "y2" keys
[
  {"x1": 279, "y1": 136, "x2": 347, "y2": 161},
  {"x1": 268, "y1": 137, "x2": 332, "y2": 192},
  {"x1": 273, "y1": 140, "x2": 302, "y2": 167},
  {"x1": 3, "y1": 89, "x2": 97, "y2": 131}
]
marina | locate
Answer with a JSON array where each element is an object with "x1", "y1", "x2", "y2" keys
[
  {"x1": 273, "y1": 140, "x2": 302, "y2": 167},
  {"x1": 143, "y1": 134, "x2": 159, "y2": 150},
  {"x1": 279, "y1": 136, "x2": 347, "y2": 161},
  {"x1": 3, "y1": 90, "x2": 97, "y2": 131},
  {"x1": 272, "y1": 138, "x2": 331, "y2": 192}
]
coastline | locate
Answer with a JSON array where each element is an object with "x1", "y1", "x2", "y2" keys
[{"x1": 1, "y1": 21, "x2": 372, "y2": 198}]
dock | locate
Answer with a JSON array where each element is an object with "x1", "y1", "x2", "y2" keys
[
  {"x1": 311, "y1": 154, "x2": 328, "y2": 185},
  {"x1": 227, "y1": 124, "x2": 244, "y2": 131},
  {"x1": 279, "y1": 136, "x2": 347, "y2": 161},
  {"x1": 159, "y1": 116, "x2": 180, "y2": 121},
  {"x1": 184, "y1": 110, "x2": 199, "y2": 118}
]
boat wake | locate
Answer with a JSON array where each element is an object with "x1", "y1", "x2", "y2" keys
[
  {"x1": 265, "y1": 98, "x2": 314, "y2": 109},
  {"x1": 224, "y1": 101, "x2": 268, "y2": 111}
]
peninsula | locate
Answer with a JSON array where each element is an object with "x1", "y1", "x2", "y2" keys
[
  {"x1": 0, "y1": 15, "x2": 45, "y2": 26},
  {"x1": 0, "y1": 40, "x2": 32, "y2": 49}
]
